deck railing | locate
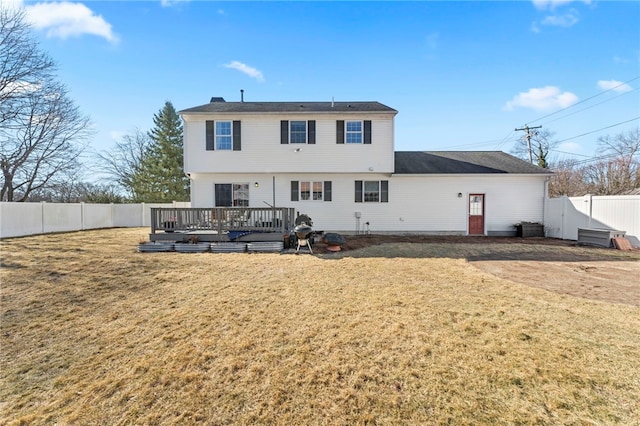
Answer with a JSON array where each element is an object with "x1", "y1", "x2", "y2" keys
[{"x1": 150, "y1": 207, "x2": 296, "y2": 235}]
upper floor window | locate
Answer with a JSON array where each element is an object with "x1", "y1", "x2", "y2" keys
[
  {"x1": 346, "y1": 121, "x2": 362, "y2": 144},
  {"x1": 290, "y1": 121, "x2": 307, "y2": 144},
  {"x1": 206, "y1": 120, "x2": 241, "y2": 151},
  {"x1": 355, "y1": 180, "x2": 388, "y2": 203},
  {"x1": 281, "y1": 120, "x2": 316, "y2": 144},
  {"x1": 216, "y1": 121, "x2": 232, "y2": 150},
  {"x1": 337, "y1": 120, "x2": 372, "y2": 144}
]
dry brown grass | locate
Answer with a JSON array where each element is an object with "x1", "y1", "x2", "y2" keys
[{"x1": 1, "y1": 228, "x2": 639, "y2": 425}]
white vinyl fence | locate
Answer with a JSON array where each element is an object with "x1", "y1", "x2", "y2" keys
[
  {"x1": 0, "y1": 202, "x2": 190, "y2": 239},
  {"x1": 2, "y1": 196, "x2": 639, "y2": 247},
  {"x1": 544, "y1": 195, "x2": 640, "y2": 247}
]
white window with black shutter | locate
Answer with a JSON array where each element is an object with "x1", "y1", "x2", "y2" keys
[
  {"x1": 337, "y1": 120, "x2": 371, "y2": 144},
  {"x1": 206, "y1": 120, "x2": 241, "y2": 151},
  {"x1": 281, "y1": 120, "x2": 316, "y2": 144},
  {"x1": 355, "y1": 180, "x2": 388, "y2": 202},
  {"x1": 290, "y1": 180, "x2": 332, "y2": 201}
]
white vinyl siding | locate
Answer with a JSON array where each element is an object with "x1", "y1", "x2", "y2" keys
[
  {"x1": 183, "y1": 114, "x2": 395, "y2": 174},
  {"x1": 190, "y1": 173, "x2": 546, "y2": 236}
]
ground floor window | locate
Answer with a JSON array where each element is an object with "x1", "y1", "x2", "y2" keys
[
  {"x1": 300, "y1": 181, "x2": 324, "y2": 200},
  {"x1": 355, "y1": 180, "x2": 388, "y2": 203},
  {"x1": 215, "y1": 183, "x2": 249, "y2": 206},
  {"x1": 290, "y1": 181, "x2": 332, "y2": 201}
]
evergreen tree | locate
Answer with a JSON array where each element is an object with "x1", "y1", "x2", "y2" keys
[{"x1": 134, "y1": 101, "x2": 189, "y2": 202}]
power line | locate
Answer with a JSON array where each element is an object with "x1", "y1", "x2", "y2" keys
[
  {"x1": 541, "y1": 88, "x2": 639, "y2": 126},
  {"x1": 525, "y1": 76, "x2": 640, "y2": 126},
  {"x1": 549, "y1": 149, "x2": 593, "y2": 158},
  {"x1": 554, "y1": 116, "x2": 640, "y2": 144}
]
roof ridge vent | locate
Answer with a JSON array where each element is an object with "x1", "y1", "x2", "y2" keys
[{"x1": 210, "y1": 97, "x2": 226, "y2": 103}]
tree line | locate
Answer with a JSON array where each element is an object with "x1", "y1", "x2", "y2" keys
[
  {"x1": 1, "y1": 5, "x2": 638, "y2": 203},
  {"x1": 511, "y1": 128, "x2": 640, "y2": 197}
]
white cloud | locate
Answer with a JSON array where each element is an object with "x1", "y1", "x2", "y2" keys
[
  {"x1": 504, "y1": 86, "x2": 579, "y2": 111},
  {"x1": 160, "y1": 0, "x2": 190, "y2": 8},
  {"x1": 541, "y1": 9, "x2": 579, "y2": 27},
  {"x1": 532, "y1": 0, "x2": 590, "y2": 11},
  {"x1": 25, "y1": 1, "x2": 118, "y2": 44},
  {"x1": 531, "y1": 0, "x2": 589, "y2": 32},
  {"x1": 223, "y1": 61, "x2": 265, "y2": 82},
  {"x1": 0, "y1": 80, "x2": 41, "y2": 96},
  {"x1": 1, "y1": 0, "x2": 24, "y2": 10},
  {"x1": 597, "y1": 80, "x2": 633, "y2": 93}
]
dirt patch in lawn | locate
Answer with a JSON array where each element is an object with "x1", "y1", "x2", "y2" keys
[{"x1": 314, "y1": 234, "x2": 640, "y2": 306}]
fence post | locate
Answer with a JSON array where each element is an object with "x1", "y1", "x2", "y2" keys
[
  {"x1": 562, "y1": 196, "x2": 568, "y2": 240},
  {"x1": 80, "y1": 202, "x2": 85, "y2": 230},
  {"x1": 41, "y1": 201, "x2": 45, "y2": 234}
]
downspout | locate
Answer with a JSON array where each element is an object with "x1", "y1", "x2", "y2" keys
[{"x1": 184, "y1": 172, "x2": 192, "y2": 206}]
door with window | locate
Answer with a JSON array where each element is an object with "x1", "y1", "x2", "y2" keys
[{"x1": 468, "y1": 194, "x2": 485, "y2": 235}]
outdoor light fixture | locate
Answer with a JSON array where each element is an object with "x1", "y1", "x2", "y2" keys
[
  {"x1": 254, "y1": 182, "x2": 259, "y2": 188},
  {"x1": 458, "y1": 192, "x2": 463, "y2": 198}
]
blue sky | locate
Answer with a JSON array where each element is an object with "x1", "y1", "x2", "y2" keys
[{"x1": 9, "y1": 0, "x2": 640, "y2": 169}]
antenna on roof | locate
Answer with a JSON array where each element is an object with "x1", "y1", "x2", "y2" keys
[{"x1": 240, "y1": 89, "x2": 244, "y2": 102}]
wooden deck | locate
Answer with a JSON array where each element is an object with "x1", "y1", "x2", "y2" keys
[{"x1": 149, "y1": 207, "x2": 297, "y2": 243}]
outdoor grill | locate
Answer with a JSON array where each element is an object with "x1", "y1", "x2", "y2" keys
[{"x1": 293, "y1": 214, "x2": 313, "y2": 254}]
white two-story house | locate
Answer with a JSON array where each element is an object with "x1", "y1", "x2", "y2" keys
[{"x1": 180, "y1": 98, "x2": 552, "y2": 236}]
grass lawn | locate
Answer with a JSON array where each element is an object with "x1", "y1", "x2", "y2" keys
[{"x1": 1, "y1": 228, "x2": 639, "y2": 425}]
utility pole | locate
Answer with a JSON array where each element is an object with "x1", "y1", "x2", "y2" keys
[{"x1": 515, "y1": 125, "x2": 542, "y2": 163}]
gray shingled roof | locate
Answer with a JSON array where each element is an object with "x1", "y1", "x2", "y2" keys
[
  {"x1": 394, "y1": 151, "x2": 553, "y2": 174},
  {"x1": 180, "y1": 100, "x2": 398, "y2": 114}
]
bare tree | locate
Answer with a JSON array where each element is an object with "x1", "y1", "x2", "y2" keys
[
  {"x1": 512, "y1": 129, "x2": 558, "y2": 168},
  {"x1": 0, "y1": 6, "x2": 54, "y2": 127},
  {"x1": 1, "y1": 80, "x2": 92, "y2": 201},
  {"x1": 0, "y1": 5, "x2": 91, "y2": 201},
  {"x1": 548, "y1": 159, "x2": 588, "y2": 197},
  {"x1": 96, "y1": 128, "x2": 153, "y2": 199},
  {"x1": 29, "y1": 179, "x2": 125, "y2": 203},
  {"x1": 582, "y1": 128, "x2": 640, "y2": 195}
]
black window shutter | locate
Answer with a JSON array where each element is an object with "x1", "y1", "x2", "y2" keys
[
  {"x1": 324, "y1": 181, "x2": 332, "y2": 202},
  {"x1": 206, "y1": 120, "x2": 215, "y2": 150},
  {"x1": 281, "y1": 120, "x2": 289, "y2": 144},
  {"x1": 291, "y1": 181, "x2": 299, "y2": 201},
  {"x1": 336, "y1": 120, "x2": 344, "y2": 144},
  {"x1": 232, "y1": 120, "x2": 241, "y2": 151},
  {"x1": 381, "y1": 180, "x2": 389, "y2": 202},
  {"x1": 308, "y1": 120, "x2": 316, "y2": 144},
  {"x1": 364, "y1": 120, "x2": 372, "y2": 144},
  {"x1": 355, "y1": 180, "x2": 363, "y2": 203}
]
